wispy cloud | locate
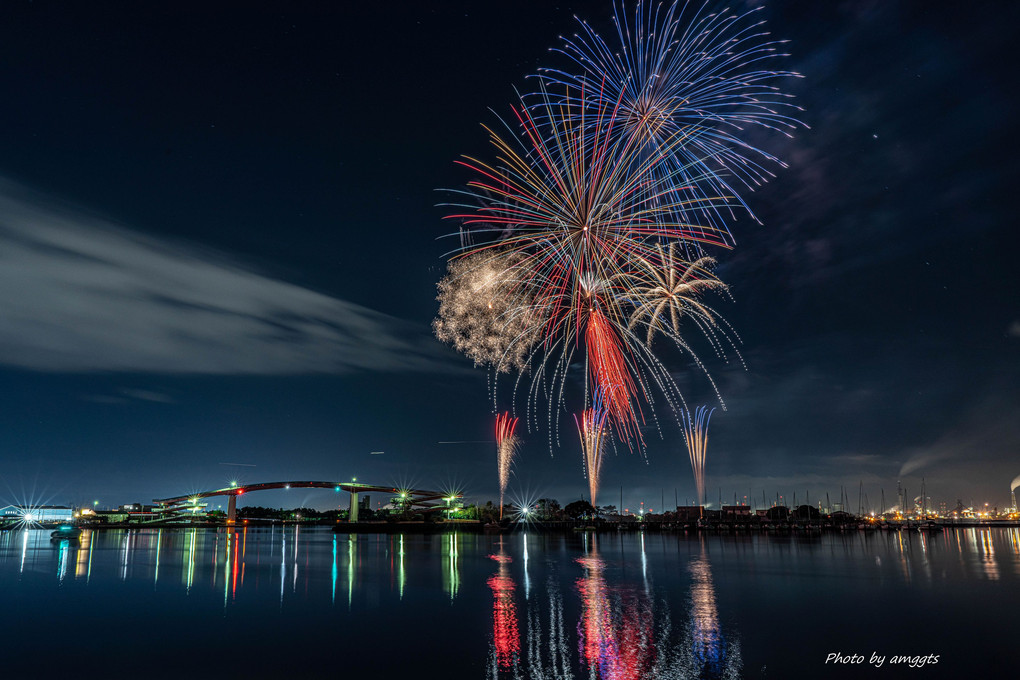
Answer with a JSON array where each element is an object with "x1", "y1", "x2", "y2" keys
[{"x1": 0, "y1": 179, "x2": 454, "y2": 374}]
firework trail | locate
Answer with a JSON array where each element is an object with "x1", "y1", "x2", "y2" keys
[
  {"x1": 495, "y1": 412, "x2": 520, "y2": 519},
  {"x1": 681, "y1": 405, "x2": 714, "y2": 507},
  {"x1": 576, "y1": 392, "x2": 611, "y2": 507}
]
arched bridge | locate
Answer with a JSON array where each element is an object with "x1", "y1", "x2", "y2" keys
[{"x1": 154, "y1": 481, "x2": 459, "y2": 523}]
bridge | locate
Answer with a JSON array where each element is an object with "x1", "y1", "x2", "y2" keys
[{"x1": 153, "y1": 481, "x2": 459, "y2": 523}]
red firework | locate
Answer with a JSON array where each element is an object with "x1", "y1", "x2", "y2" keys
[
  {"x1": 495, "y1": 412, "x2": 520, "y2": 519},
  {"x1": 585, "y1": 307, "x2": 643, "y2": 444}
]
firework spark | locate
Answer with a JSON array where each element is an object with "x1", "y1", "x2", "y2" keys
[
  {"x1": 681, "y1": 405, "x2": 714, "y2": 507},
  {"x1": 495, "y1": 411, "x2": 520, "y2": 519}
]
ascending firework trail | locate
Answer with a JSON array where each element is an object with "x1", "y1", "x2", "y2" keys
[{"x1": 495, "y1": 412, "x2": 519, "y2": 519}]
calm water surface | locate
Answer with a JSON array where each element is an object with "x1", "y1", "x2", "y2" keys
[{"x1": 0, "y1": 526, "x2": 1015, "y2": 678}]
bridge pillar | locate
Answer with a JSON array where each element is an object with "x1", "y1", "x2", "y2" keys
[
  {"x1": 349, "y1": 491, "x2": 359, "y2": 523},
  {"x1": 227, "y1": 494, "x2": 236, "y2": 524}
]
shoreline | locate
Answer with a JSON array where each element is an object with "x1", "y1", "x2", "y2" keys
[{"x1": 6, "y1": 518, "x2": 1018, "y2": 533}]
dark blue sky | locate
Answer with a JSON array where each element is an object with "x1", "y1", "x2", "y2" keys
[{"x1": 0, "y1": 2, "x2": 1016, "y2": 513}]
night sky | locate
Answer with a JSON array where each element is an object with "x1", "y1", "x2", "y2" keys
[{"x1": 1, "y1": 2, "x2": 1016, "y2": 513}]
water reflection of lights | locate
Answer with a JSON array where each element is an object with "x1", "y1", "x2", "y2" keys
[
  {"x1": 280, "y1": 530, "x2": 287, "y2": 605},
  {"x1": 331, "y1": 534, "x2": 338, "y2": 604},
  {"x1": 978, "y1": 529, "x2": 998, "y2": 580},
  {"x1": 76, "y1": 529, "x2": 93, "y2": 582},
  {"x1": 397, "y1": 534, "x2": 405, "y2": 600},
  {"x1": 347, "y1": 534, "x2": 356, "y2": 608},
  {"x1": 485, "y1": 537, "x2": 743, "y2": 680},
  {"x1": 56, "y1": 539, "x2": 69, "y2": 582},
  {"x1": 444, "y1": 533, "x2": 460, "y2": 600},
  {"x1": 119, "y1": 530, "x2": 131, "y2": 581},
  {"x1": 487, "y1": 540, "x2": 520, "y2": 670},
  {"x1": 152, "y1": 529, "x2": 160, "y2": 586},
  {"x1": 522, "y1": 533, "x2": 530, "y2": 600},
  {"x1": 19, "y1": 529, "x2": 28, "y2": 573},
  {"x1": 292, "y1": 525, "x2": 299, "y2": 592},
  {"x1": 185, "y1": 529, "x2": 196, "y2": 592},
  {"x1": 576, "y1": 545, "x2": 657, "y2": 680}
]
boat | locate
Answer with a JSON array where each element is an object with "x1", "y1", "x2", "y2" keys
[{"x1": 50, "y1": 525, "x2": 82, "y2": 540}]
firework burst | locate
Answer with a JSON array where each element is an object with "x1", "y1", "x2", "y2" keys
[
  {"x1": 495, "y1": 411, "x2": 520, "y2": 518},
  {"x1": 436, "y1": 2, "x2": 800, "y2": 461},
  {"x1": 443, "y1": 86, "x2": 731, "y2": 445},
  {"x1": 538, "y1": 0, "x2": 805, "y2": 236},
  {"x1": 434, "y1": 250, "x2": 542, "y2": 373},
  {"x1": 681, "y1": 405, "x2": 714, "y2": 506}
]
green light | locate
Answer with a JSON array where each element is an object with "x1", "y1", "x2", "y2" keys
[
  {"x1": 230, "y1": 480, "x2": 238, "y2": 487},
  {"x1": 335, "y1": 486, "x2": 340, "y2": 492},
  {"x1": 93, "y1": 500, "x2": 98, "y2": 506}
]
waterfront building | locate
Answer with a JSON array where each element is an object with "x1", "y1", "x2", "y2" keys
[{"x1": 0, "y1": 505, "x2": 74, "y2": 523}]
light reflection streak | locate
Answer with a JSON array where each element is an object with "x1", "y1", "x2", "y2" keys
[
  {"x1": 979, "y1": 529, "x2": 998, "y2": 580},
  {"x1": 688, "y1": 546, "x2": 725, "y2": 676},
  {"x1": 331, "y1": 534, "x2": 337, "y2": 605},
  {"x1": 444, "y1": 533, "x2": 459, "y2": 601},
  {"x1": 76, "y1": 529, "x2": 93, "y2": 580},
  {"x1": 280, "y1": 531, "x2": 286, "y2": 606},
  {"x1": 486, "y1": 536, "x2": 744, "y2": 679},
  {"x1": 292, "y1": 525, "x2": 299, "y2": 592},
  {"x1": 522, "y1": 533, "x2": 530, "y2": 600},
  {"x1": 240, "y1": 527, "x2": 247, "y2": 588},
  {"x1": 231, "y1": 530, "x2": 241, "y2": 602},
  {"x1": 19, "y1": 529, "x2": 28, "y2": 574},
  {"x1": 185, "y1": 529, "x2": 196, "y2": 592},
  {"x1": 119, "y1": 530, "x2": 131, "y2": 580},
  {"x1": 153, "y1": 529, "x2": 161, "y2": 587},
  {"x1": 57, "y1": 539, "x2": 69, "y2": 582},
  {"x1": 640, "y1": 531, "x2": 648, "y2": 592},
  {"x1": 523, "y1": 578, "x2": 572, "y2": 679},
  {"x1": 223, "y1": 531, "x2": 231, "y2": 608},
  {"x1": 398, "y1": 534, "x2": 405, "y2": 600},
  {"x1": 347, "y1": 534, "x2": 355, "y2": 608},
  {"x1": 575, "y1": 541, "x2": 657, "y2": 680},
  {"x1": 896, "y1": 529, "x2": 911, "y2": 584},
  {"x1": 487, "y1": 539, "x2": 520, "y2": 670}
]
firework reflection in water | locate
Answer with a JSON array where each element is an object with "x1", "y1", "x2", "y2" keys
[{"x1": 486, "y1": 536, "x2": 741, "y2": 680}]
